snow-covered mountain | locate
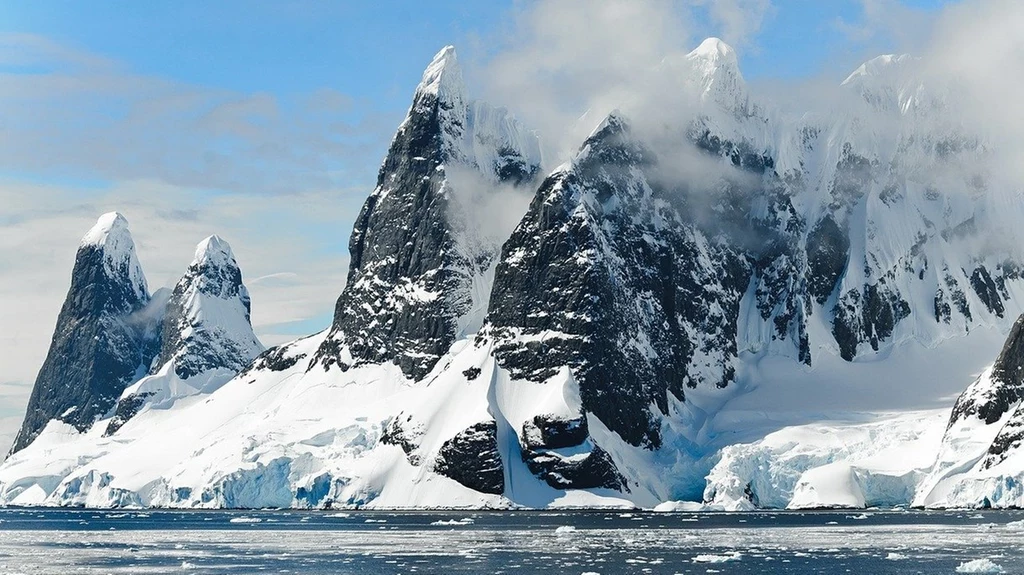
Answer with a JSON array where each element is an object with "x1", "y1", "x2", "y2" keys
[
  {"x1": 4, "y1": 40, "x2": 1024, "y2": 510},
  {"x1": 104, "y1": 235, "x2": 264, "y2": 435}
]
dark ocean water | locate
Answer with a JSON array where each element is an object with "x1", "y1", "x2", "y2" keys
[{"x1": 1, "y1": 507, "x2": 1022, "y2": 574}]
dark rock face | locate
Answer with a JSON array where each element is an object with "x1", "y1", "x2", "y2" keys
[
  {"x1": 103, "y1": 392, "x2": 153, "y2": 436},
  {"x1": 832, "y1": 280, "x2": 911, "y2": 361},
  {"x1": 948, "y1": 314, "x2": 1024, "y2": 470},
  {"x1": 806, "y1": 216, "x2": 849, "y2": 304},
  {"x1": 433, "y1": 421, "x2": 504, "y2": 495},
  {"x1": 380, "y1": 413, "x2": 423, "y2": 466},
  {"x1": 243, "y1": 343, "x2": 307, "y2": 376},
  {"x1": 524, "y1": 446, "x2": 626, "y2": 491},
  {"x1": 312, "y1": 48, "x2": 539, "y2": 381},
  {"x1": 983, "y1": 403, "x2": 1024, "y2": 469},
  {"x1": 948, "y1": 314, "x2": 1024, "y2": 428},
  {"x1": 971, "y1": 266, "x2": 1005, "y2": 318},
  {"x1": 830, "y1": 143, "x2": 874, "y2": 210},
  {"x1": 11, "y1": 217, "x2": 155, "y2": 454},
  {"x1": 487, "y1": 116, "x2": 755, "y2": 450},
  {"x1": 520, "y1": 413, "x2": 625, "y2": 490},
  {"x1": 522, "y1": 414, "x2": 589, "y2": 451}
]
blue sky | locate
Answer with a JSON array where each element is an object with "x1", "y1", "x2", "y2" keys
[
  {"x1": 0, "y1": 0, "x2": 960, "y2": 451},
  {"x1": 4, "y1": 0, "x2": 954, "y2": 107}
]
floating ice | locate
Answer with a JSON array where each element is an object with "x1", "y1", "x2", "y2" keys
[{"x1": 956, "y1": 559, "x2": 1006, "y2": 573}]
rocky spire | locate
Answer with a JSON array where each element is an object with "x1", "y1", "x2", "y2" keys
[
  {"x1": 10, "y1": 213, "x2": 156, "y2": 454},
  {"x1": 311, "y1": 46, "x2": 540, "y2": 380}
]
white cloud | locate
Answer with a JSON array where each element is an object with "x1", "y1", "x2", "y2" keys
[
  {"x1": 0, "y1": 33, "x2": 390, "y2": 195},
  {"x1": 692, "y1": 0, "x2": 774, "y2": 50},
  {"x1": 473, "y1": 0, "x2": 698, "y2": 164},
  {"x1": 921, "y1": 0, "x2": 1024, "y2": 183}
]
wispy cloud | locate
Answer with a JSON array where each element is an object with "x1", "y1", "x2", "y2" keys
[
  {"x1": 0, "y1": 33, "x2": 388, "y2": 195},
  {"x1": 692, "y1": 0, "x2": 775, "y2": 50}
]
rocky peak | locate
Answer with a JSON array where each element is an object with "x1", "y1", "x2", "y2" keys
[
  {"x1": 10, "y1": 213, "x2": 155, "y2": 454},
  {"x1": 153, "y1": 235, "x2": 263, "y2": 380},
  {"x1": 79, "y1": 211, "x2": 149, "y2": 306},
  {"x1": 311, "y1": 45, "x2": 541, "y2": 380},
  {"x1": 487, "y1": 111, "x2": 751, "y2": 452}
]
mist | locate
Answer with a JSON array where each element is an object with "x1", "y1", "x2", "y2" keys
[{"x1": 460, "y1": 0, "x2": 1024, "y2": 204}]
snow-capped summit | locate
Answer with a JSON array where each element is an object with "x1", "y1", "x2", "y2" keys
[
  {"x1": 193, "y1": 234, "x2": 234, "y2": 267},
  {"x1": 81, "y1": 211, "x2": 130, "y2": 246},
  {"x1": 415, "y1": 45, "x2": 463, "y2": 102},
  {"x1": 79, "y1": 212, "x2": 148, "y2": 301},
  {"x1": 688, "y1": 37, "x2": 738, "y2": 66},
  {"x1": 839, "y1": 53, "x2": 935, "y2": 115},
  {"x1": 841, "y1": 53, "x2": 916, "y2": 87},
  {"x1": 673, "y1": 37, "x2": 752, "y2": 119},
  {"x1": 152, "y1": 235, "x2": 262, "y2": 380}
]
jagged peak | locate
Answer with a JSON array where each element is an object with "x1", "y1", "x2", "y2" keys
[
  {"x1": 193, "y1": 235, "x2": 236, "y2": 268},
  {"x1": 575, "y1": 110, "x2": 630, "y2": 158},
  {"x1": 688, "y1": 37, "x2": 738, "y2": 66},
  {"x1": 415, "y1": 45, "x2": 464, "y2": 102}
]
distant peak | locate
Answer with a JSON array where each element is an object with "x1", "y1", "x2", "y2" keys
[
  {"x1": 193, "y1": 235, "x2": 236, "y2": 267},
  {"x1": 81, "y1": 212, "x2": 130, "y2": 247},
  {"x1": 842, "y1": 54, "x2": 915, "y2": 86},
  {"x1": 416, "y1": 45, "x2": 464, "y2": 101},
  {"x1": 688, "y1": 37, "x2": 738, "y2": 65}
]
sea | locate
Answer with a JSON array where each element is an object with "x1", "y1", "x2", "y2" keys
[{"x1": 0, "y1": 507, "x2": 1022, "y2": 574}]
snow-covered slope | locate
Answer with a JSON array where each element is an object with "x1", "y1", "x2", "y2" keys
[
  {"x1": 914, "y1": 314, "x2": 1024, "y2": 508},
  {"x1": 4, "y1": 40, "x2": 1024, "y2": 510}
]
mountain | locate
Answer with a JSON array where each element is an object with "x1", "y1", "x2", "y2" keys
[
  {"x1": 104, "y1": 236, "x2": 264, "y2": 435},
  {"x1": 312, "y1": 45, "x2": 541, "y2": 380},
  {"x1": 3, "y1": 40, "x2": 1024, "y2": 509},
  {"x1": 9, "y1": 213, "x2": 158, "y2": 454}
]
